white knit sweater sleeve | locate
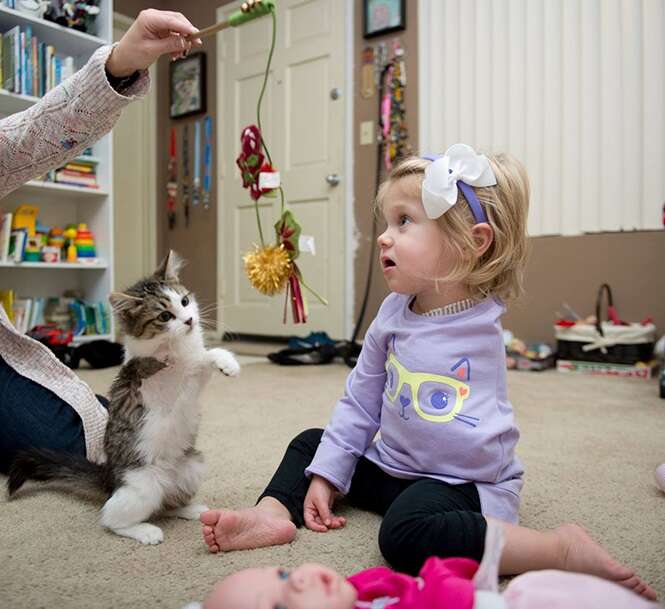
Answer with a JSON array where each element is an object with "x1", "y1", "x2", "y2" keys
[{"x1": 0, "y1": 44, "x2": 149, "y2": 198}]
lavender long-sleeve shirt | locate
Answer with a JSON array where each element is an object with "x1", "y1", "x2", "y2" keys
[{"x1": 305, "y1": 293, "x2": 524, "y2": 523}]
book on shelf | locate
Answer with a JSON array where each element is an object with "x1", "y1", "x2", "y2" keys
[
  {"x1": 39, "y1": 156, "x2": 100, "y2": 189},
  {"x1": 0, "y1": 289, "x2": 110, "y2": 337},
  {"x1": 0, "y1": 211, "x2": 11, "y2": 262},
  {"x1": 0, "y1": 288, "x2": 13, "y2": 322},
  {"x1": 0, "y1": 22, "x2": 74, "y2": 97},
  {"x1": 7, "y1": 227, "x2": 26, "y2": 262}
]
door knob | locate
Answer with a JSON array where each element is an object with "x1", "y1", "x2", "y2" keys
[{"x1": 326, "y1": 173, "x2": 341, "y2": 186}]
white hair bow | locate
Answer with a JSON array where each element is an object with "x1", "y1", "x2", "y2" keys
[{"x1": 421, "y1": 144, "x2": 497, "y2": 219}]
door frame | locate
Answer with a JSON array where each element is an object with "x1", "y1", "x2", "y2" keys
[
  {"x1": 215, "y1": 0, "x2": 355, "y2": 339},
  {"x1": 113, "y1": 12, "x2": 158, "y2": 277}
]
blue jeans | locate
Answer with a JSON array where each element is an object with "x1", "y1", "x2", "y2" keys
[{"x1": 0, "y1": 355, "x2": 108, "y2": 474}]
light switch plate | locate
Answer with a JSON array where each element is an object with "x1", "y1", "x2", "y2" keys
[{"x1": 360, "y1": 121, "x2": 374, "y2": 145}]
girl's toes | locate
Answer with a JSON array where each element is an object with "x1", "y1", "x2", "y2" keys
[{"x1": 200, "y1": 511, "x2": 221, "y2": 526}]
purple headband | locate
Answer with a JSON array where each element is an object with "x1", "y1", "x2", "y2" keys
[{"x1": 422, "y1": 154, "x2": 489, "y2": 224}]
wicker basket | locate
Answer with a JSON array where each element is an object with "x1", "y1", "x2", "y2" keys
[{"x1": 555, "y1": 284, "x2": 655, "y2": 365}]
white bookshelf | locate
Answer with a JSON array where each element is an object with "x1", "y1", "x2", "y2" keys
[{"x1": 0, "y1": 2, "x2": 114, "y2": 343}]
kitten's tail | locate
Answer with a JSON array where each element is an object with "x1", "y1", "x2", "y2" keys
[{"x1": 7, "y1": 448, "x2": 115, "y2": 497}]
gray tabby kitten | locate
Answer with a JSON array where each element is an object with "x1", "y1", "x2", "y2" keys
[{"x1": 8, "y1": 251, "x2": 240, "y2": 545}]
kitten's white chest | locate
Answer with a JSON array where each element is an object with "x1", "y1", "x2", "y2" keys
[{"x1": 138, "y1": 361, "x2": 210, "y2": 462}]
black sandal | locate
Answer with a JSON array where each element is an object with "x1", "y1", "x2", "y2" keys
[{"x1": 267, "y1": 343, "x2": 336, "y2": 366}]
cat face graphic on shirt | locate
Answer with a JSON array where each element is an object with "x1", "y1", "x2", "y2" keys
[{"x1": 385, "y1": 336, "x2": 477, "y2": 427}]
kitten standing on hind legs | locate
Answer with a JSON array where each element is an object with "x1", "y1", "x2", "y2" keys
[{"x1": 7, "y1": 251, "x2": 240, "y2": 545}]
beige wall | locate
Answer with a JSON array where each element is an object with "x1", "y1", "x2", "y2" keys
[
  {"x1": 504, "y1": 231, "x2": 665, "y2": 343},
  {"x1": 116, "y1": 1, "x2": 665, "y2": 343}
]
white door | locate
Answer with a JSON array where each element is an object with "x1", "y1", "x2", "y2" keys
[
  {"x1": 112, "y1": 15, "x2": 157, "y2": 290},
  {"x1": 217, "y1": 0, "x2": 347, "y2": 338}
]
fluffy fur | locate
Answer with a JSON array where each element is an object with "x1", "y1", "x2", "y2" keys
[{"x1": 8, "y1": 251, "x2": 240, "y2": 545}]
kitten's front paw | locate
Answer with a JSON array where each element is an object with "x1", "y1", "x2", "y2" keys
[{"x1": 210, "y1": 348, "x2": 241, "y2": 377}]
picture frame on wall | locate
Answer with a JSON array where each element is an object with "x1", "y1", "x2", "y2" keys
[
  {"x1": 363, "y1": 0, "x2": 406, "y2": 39},
  {"x1": 169, "y1": 52, "x2": 206, "y2": 119}
]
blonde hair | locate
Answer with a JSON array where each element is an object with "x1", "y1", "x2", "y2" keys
[{"x1": 375, "y1": 153, "x2": 530, "y2": 302}]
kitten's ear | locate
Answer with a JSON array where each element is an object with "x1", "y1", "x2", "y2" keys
[
  {"x1": 154, "y1": 250, "x2": 184, "y2": 281},
  {"x1": 109, "y1": 292, "x2": 142, "y2": 313}
]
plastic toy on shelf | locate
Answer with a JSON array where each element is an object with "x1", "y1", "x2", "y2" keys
[
  {"x1": 74, "y1": 223, "x2": 96, "y2": 260},
  {"x1": 63, "y1": 224, "x2": 78, "y2": 262}
]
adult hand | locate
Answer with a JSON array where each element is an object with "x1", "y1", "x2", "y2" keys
[
  {"x1": 106, "y1": 9, "x2": 203, "y2": 78},
  {"x1": 303, "y1": 475, "x2": 347, "y2": 532}
]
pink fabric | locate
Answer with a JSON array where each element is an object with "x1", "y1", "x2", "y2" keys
[
  {"x1": 348, "y1": 557, "x2": 477, "y2": 609},
  {"x1": 504, "y1": 571, "x2": 663, "y2": 609}
]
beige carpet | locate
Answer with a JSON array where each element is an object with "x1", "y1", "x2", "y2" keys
[{"x1": 1, "y1": 360, "x2": 664, "y2": 608}]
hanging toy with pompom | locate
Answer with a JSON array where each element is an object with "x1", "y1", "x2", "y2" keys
[
  {"x1": 233, "y1": 3, "x2": 326, "y2": 324},
  {"x1": 237, "y1": 125, "x2": 326, "y2": 323}
]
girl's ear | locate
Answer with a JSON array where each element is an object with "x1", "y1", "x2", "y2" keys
[{"x1": 471, "y1": 223, "x2": 494, "y2": 257}]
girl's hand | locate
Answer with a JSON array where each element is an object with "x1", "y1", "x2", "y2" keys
[
  {"x1": 304, "y1": 475, "x2": 347, "y2": 532},
  {"x1": 106, "y1": 9, "x2": 203, "y2": 78}
]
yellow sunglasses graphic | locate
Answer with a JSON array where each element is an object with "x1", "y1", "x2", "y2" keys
[{"x1": 384, "y1": 352, "x2": 477, "y2": 425}]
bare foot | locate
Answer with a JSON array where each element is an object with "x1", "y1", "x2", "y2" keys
[
  {"x1": 557, "y1": 524, "x2": 657, "y2": 600},
  {"x1": 200, "y1": 508, "x2": 296, "y2": 553}
]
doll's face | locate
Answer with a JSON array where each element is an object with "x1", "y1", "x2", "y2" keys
[{"x1": 203, "y1": 564, "x2": 357, "y2": 609}]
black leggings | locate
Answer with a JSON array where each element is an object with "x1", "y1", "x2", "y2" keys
[{"x1": 259, "y1": 428, "x2": 487, "y2": 575}]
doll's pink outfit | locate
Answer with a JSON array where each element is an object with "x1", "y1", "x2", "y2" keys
[
  {"x1": 348, "y1": 556, "x2": 476, "y2": 609},
  {"x1": 347, "y1": 521, "x2": 662, "y2": 609}
]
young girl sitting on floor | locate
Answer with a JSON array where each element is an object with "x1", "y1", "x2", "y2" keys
[
  {"x1": 193, "y1": 521, "x2": 661, "y2": 609},
  {"x1": 199, "y1": 144, "x2": 655, "y2": 599}
]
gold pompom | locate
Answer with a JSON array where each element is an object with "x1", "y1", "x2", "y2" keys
[{"x1": 243, "y1": 244, "x2": 291, "y2": 296}]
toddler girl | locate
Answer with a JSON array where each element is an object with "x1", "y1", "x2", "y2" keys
[{"x1": 200, "y1": 144, "x2": 654, "y2": 599}]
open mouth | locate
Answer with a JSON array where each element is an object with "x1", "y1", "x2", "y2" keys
[{"x1": 381, "y1": 257, "x2": 396, "y2": 270}]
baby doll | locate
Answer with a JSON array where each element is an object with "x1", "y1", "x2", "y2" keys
[{"x1": 188, "y1": 522, "x2": 661, "y2": 609}]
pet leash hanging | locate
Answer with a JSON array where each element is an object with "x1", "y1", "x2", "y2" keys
[
  {"x1": 203, "y1": 116, "x2": 213, "y2": 210},
  {"x1": 166, "y1": 126, "x2": 177, "y2": 229},
  {"x1": 192, "y1": 120, "x2": 201, "y2": 207},
  {"x1": 182, "y1": 124, "x2": 190, "y2": 226},
  {"x1": 388, "y1": 41, "x2": 411, "y2": 165}
]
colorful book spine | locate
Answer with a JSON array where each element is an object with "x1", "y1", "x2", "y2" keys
[
  {"x1": 31, "y1": 33, "x2": 37, "y2": 96},
  {"x1": 24, "y1": 26, "x2": 31, "y2": 96},
  {"x1": 13, "y1": 26, "x2": 19, "y2": 93},
  {"x1": 0, "y1": 25, "x2": 74, "y2": 96},
  {"x1": 2, "y1": 29, "x2": 14, "y2": 91},
  {"x1": 0, "y1": 212, "x2": 12, "y2": 262},
  {"x1": 19, "y1": 29, "x2": 24, "y2": 94},
  {"x1": 38, "y1": 41, "x2": 45, "y2": 96}
]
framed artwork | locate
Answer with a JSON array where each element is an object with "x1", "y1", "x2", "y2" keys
[
  {"x1": 363, "y1": 0, "x2": 406, "y2": 39},
  {"x1": 169, "y1": 52, "x2": 206, "y2": 119}
]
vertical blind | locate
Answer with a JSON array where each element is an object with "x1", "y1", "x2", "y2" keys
[{"x1": 418, "y1": 0, "x2": 665, "y2": 236}]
